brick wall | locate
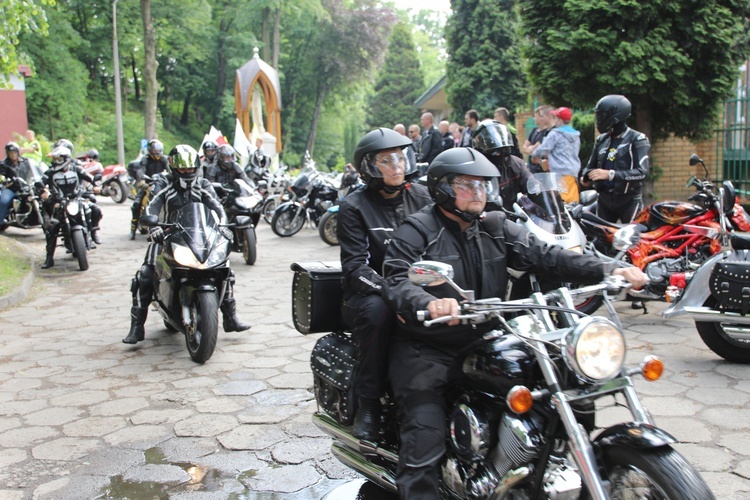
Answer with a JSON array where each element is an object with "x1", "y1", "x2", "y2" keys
[{"x1": 651, "y1": 135, "x2": 717, "y2": 202}]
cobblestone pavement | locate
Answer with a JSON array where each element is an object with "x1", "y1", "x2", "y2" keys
[{"x1": 0, "y1": 198, "x2": 749, "y2": 499}]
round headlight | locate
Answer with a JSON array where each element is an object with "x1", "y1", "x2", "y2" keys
[{"x1": 562, "y1": 317, "x2": 625, "y2": 382}]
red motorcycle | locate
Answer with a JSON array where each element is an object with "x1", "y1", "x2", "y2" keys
[
  {"x1": 577, "y1": 154, "x2": 750, "y2": 302},
  {"x1": 80, "y1": 155, "x2": 129, "y2": 204}
]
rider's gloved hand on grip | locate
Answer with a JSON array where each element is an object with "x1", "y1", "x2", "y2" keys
[
  {"x1": 149, "y1": 226, "x2": 165, "y2": 243},
  {"x1": 137, "y1": 180, "x2": 149, "y2": 190}
]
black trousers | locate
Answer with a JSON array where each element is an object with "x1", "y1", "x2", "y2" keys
[
  {"x1": 596, "y1": 192, "x2": 643, "y2": 224},
  {"x1": 388, "y1": 338, "x2": 455, "y2": 499},
  {"x1": 341, "y1": 293, "x2": 396, "y2": 401}
]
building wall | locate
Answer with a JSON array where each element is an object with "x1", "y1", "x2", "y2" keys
[
  {"x1": 651, "y1": 136, "x2": 719, "y2": 202},
  {"x1": 0, "y1": 73, "x2": 28, "y2": 146}
]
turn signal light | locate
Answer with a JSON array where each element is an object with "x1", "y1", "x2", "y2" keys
[
  {"x1": 507, "y1": 386, "x2": 533, "y2": 414},
  {"x1": 641, "y1": 356, "x2": 664, "y2": 381}
]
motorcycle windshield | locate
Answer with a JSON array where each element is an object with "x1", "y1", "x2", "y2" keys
[
  {"x1": 234, "y1": 178, "x2": 254, "y2": 196},
  {"x1": 169, "y1": 202, "x2": 223, "y2": 263},
  {"x1": 521, "y1": 173, "x2": 571, "y2": 235}
]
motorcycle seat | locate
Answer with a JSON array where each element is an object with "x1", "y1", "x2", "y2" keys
[
  {"x1": 581, "y1": 211, "x2": 647, "y2": 232},
  {"x1": 731, "y1": 233, "x2": 750, "y2": 250}
]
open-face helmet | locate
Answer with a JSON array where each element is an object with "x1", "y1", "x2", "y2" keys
[{"x1": 353, "y1": 128, "x2": 416, "y2": 193}]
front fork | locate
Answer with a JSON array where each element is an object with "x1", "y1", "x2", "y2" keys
[{"x1": 178, "y1": 278, "x2": 229, "y2": 328}]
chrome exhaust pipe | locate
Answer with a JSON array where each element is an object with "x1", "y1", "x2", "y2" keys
[
  {"x1": 683, "y1": 306, "x2": 750, "y2": 328},
  {"x1": 331, "y1": 442, "x2": 397, "y2": 493},
  {"x1": 312, "y1": 412, "x2": 398, "y2": 463}
]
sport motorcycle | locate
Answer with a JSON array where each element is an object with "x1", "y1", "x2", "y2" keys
[
  {"x1": 81, "y1": 155, "x2": 129, "y2": 204},
  {"x1": 213, "y1": 178, "x2": 261, "y2": 265},
  {"x1": 140, "y1": 202, "x2": 232, "y2": 363},
  {"x1": 290, "y1": 260, "x2": 714, "y2": 499}
]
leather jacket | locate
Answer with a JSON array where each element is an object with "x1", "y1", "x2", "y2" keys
[
  {"x1": 205, "y1": 161, "x2": 252, "y2": 187},
  {"x1": 146, "y1": 177, "x2": 225, "y2": 222},
  {"x1": 494, "y1": 155, "x2": 532, "y2": 211},
  {"x1": 339, "y1": 182, "x2": 432, "y2": 297},
  {"x1": 0, "y1": 157, "x2": 27, "y2": 191},
  {"x1": 42, "y1": 163, "x2": 94, "y2": 199},
  {"x1": 135, "y1": 155, "x2": 169, "y2": 182},
  {"x1": 383, "y1": 206, "x2": 614, "y2": 350},
  {"x1": 581, "y1": 128, "x2": 650, "y2": 196}
]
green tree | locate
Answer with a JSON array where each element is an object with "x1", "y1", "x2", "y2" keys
[
  {"x1": 0, "y1": 0, "x2": 56, "y2": 77},
  {"x1": 367, "y1": 22, "x2": 423, "y2": 130},
  {"x1": 445, "y1": 0, "x2": 527, "y2": 120},
  {"x1": 519, "y1": 0, "x2": 750, "y2": 140},
  {"x1": 410, "y1": 9, "x2": 448, "y2": 88}
]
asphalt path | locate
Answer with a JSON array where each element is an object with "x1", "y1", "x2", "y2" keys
[{"x1": 0, "y1": 197, "x2": 749, "y2": 499}]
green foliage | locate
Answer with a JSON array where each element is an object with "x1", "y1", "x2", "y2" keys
[
  {"x1": 571, "y1": 111, "x2": 595, "y2": 167},
  {"x1": 0, "y1": 0, "x2": 56, "y2": 78},
  {"x1": 519, "y1": 0, "x2": 750, "y2": 140},
  {"x1": 445, "y1": 0, "x2": 527, "y2": 120},
  {"x1": 410, "y1": 9, "x2": 448, "y2": 88},
  {"x1": 367, "y1": 22, "x2": 424, "y2": 130}
]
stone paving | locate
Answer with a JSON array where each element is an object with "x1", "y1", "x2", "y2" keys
[{"x1": 0, "y1": 198, "x2": 748, "y2": 499}]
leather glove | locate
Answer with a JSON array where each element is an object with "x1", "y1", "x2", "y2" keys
[
  {"x1": 149, "y1": 226, "x2": 165, "y2": 243},
  {"x1": 137, "y1": 180, "x2": 149, "y2": 190}
]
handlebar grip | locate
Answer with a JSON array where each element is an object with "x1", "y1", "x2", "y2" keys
[{"x1": 416, "y1": 310, "x2": 431, "y2": 322}]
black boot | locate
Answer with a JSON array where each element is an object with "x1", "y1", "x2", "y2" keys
[
  {"x1": 352, "y1": 397, "x2": 380, "y2": 441},
  {"x1": 123, "y1": 307, "x2": 147, "y2": 344},
  {"x1": 40, "y1": 254, "x2": 54, "y2": 269},
  {"x1": 92, "y1": 228, "x2": 102, "y2": 245},
  {"x1": 220, "y1": 297, "x2": 251, "y2": 332}
]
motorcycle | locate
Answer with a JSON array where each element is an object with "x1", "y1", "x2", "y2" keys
[
  {"x1": 0, "y1": 166, "x2": 46, "y2": 233},
  {"x1": 507, "y1": 173, "x2": 602, "y2": 314},
  {"x1": 140, "y1": 202, "x2": 232, "y2": 363},
  {"x1": 318, "y1": 169, "x2": 362, "y2": 246},
  {"x1": 291, "y1": 260, "x2": 713, "y2": 499},
  {"x1": 270, "y1": 159, "x2": 338, "y2": 238},
  {"x1": 575, "y1": 154, "x2": 750, "y2": 303},
  {"x1": 79, "y1": 155, "x2": 128, "y2": 204},
  {"x1": 245, "y1": 161, "x2": 291, "y2": 224},
  {"x1": 46, "y1": 186, "x2": 93, "y2": 272},
  {"x1": 130, "y1": 172, "x2": 169, "y2": 238},
  {"x1": 213, "y1": 178, "x2": 261, "y2": 265}
]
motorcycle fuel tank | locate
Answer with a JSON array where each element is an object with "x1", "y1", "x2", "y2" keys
[
  {"x1": 636, "y1": 201, "x2": 706, "y2": 229},
  {"x1": 461, "y1": 333, "x2": 536, "y2": 395}
]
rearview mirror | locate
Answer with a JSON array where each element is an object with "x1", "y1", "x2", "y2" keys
[{"x1": 408, "y1": 261, "x2": 453, "y2": 287}]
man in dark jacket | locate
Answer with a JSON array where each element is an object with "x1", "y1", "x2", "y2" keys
[
  {"x1": 130, "y1": 139, "x2": 169, "y2": 239},
  {"x1": 338, "y1": 128, "x2": 433, "y2": 441},
  {"x1": 382, "y1": 147, "x2": 647, "y2": 499},
  {"x1": 417, "y1": 112, "x2": 443, "y2": 166}
]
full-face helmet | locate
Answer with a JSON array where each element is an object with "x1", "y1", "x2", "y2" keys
[
  {"x1": 49, "y1": 146, "x2": 72, "y2": 171},
  {"x1": 168, "y1": 144, "x2": 198, "y2": 190},
  {"x1": 471, "y1": 120, "x2": 514, "y2": 166},
  {"x1": 595, "y1": 95, "x2": 631, "y2": 135},
  {"x1": 87, "y1": 148, "x2": 100, "y2": 161},
  {"x1": 217, "y1": 144, "x2": 236, "y2": 169},
  {"x1": 54, "y1": 139, "x2": 74, "y2": 155},
  {"x1": 148, "y1": 139, "x2": 164, "y2": 160},
  {"x1": 203, "y1": 141, "x2": 218, "y2": 161}
]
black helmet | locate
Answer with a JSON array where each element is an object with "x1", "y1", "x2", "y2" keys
[
  {"x1": 49, "y1": 145, "x2": 72, "y2": 170},
  {"x1": 217, "y1": 144, "x2": 235, "y2": 169},
  {"x1": 353, "y1": 128, "x2": 415, "y2": 190},
  {"x1": 168, "y1": 144, "x2": 198, "y2": 190},
  {"x1": 471, "y1": 120, "x2": 514, "y2": 157},
  {"x1": 87, "y1": 148, "x2": 100, "y2": 161},
  {"x1": 203, "y1": 141, "x2": 218, "y2": 159},
  {"x1": 55, "y1": 139, "x2": 74, "y2": 155},
  {"x1": 595, "y1": 95, "x2": 631, "y2": 134},
  {"x1": 148, "y1": 139, "x2": 164, "y2": 159},
  {"x1": 427, "y1": 147, "x2": 501, "y2": 222},
  {"x1": 5, "y1": 142, "x2": 20, "y2": 155}
]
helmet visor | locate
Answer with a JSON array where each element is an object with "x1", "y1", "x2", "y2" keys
[
  {"x1": 439, "y1": 175, "x2": 500, "y2": 204},
  {"x1": 362, "y1": 148, "x2": 416, "y2": 181},
  {"x1": 472, "y1": 123, "x2": 511, "y2": 152}
]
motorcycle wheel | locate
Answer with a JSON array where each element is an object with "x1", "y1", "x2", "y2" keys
[
  {"x1": 71, "y1": 229, "x2": 89, "y2": 271},
  {"x1": 185, "y1": 292, "x2": 219, "y2": 363},
  {"x1": 695, "y1": 297, "x2": 750, "y2": 363},
  {"x1": 594, "y1": 445, "x2": 713, "y2": 499},
  {"x1": 262, "y1": 198, "x2": 278, "y2": 224},
  {"x1": 271, "y1": 205, "x2": 305, "y2": 237},
  {"x1": 163, "y1": 319, "x2": 178, "y2": 332},
  {"x1": 110, "y1": 178, "x2": 128, "y2": 204},
  {"x1": 318, "y1": 211, "x2": 339, "y2": 246},
  {"x1": 569, "y1": 285, "x2": 604, "y2": 315},
  {"x1": 242, "y1": 227, "x2": 257, "y2": 265},
  {"x1": 0, "y1": 224, "x2": 7, "y2": 232}
]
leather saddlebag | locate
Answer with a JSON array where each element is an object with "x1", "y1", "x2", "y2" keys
[
  {"x1": 311, "y1": 332, "x2": 357, "y2": 425},
  {"x1": 710, "y1": 256, "x2": 750, "y2": 315},
  {"x1": 291, "y1": 261, "x2": 346, "y2": 334}
]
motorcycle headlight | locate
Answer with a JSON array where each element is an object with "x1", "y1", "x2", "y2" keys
[
  {"x1": 562, "y1": 317, "x2": 625, "y2": 382},
  {"x1": 206, "y1": 240, "x2": 229, "y2": 268},
  {"x1": 238, "y1": 195, "x2": 260, "y2": 209},
  {"x1": 66, "y1": 201, "x2": 80, "y2": 216},
  {"x1": 172, "y1": 243, "x2": 206, "y2": 269}
]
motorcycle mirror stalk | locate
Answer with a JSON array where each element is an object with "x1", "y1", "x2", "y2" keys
[
  {"x1": 408, "y1": 261, "x2": 475, "y2": 301},
  {"x1": 689, "y1": 153, "x2": 710, "y2": 179}
]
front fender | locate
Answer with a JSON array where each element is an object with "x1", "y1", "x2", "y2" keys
[
  {"x1": 593, "y1": 422, "x2": 676, "y2": 451},
  {"x1": 233, "y1": 215, "x2": 252, "y2": 229},
  {"x1": 662, "y1": 251, "x2": 728, "y2": 318}
]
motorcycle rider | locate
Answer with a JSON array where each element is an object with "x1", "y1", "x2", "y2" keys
[
  {"x1": 247, "y1": 138, "x2": 270, "y2": 183},
  {"x1": 130, "y1": 139, "x2": 169, "y2": 239},
  {"x1": 471, "y1": 119, "x2": 532, "y2": 211},
  {"x1": 580, "y1": 94, "x2": 650, "y2": 223},
  {"x1": 199, "y1": 140, "x2": 218, "y2": 176},
  {"x1": 1, "y1": 142, "x2": 31, "y2": 225},
  {"x1": 338, "y1": 128, "x2": 432, "y2": 441},
  {"x1": 123, "y1": 144, "x2": 251, "y2": 344},
  {"x1": 381, "y1": 147, "x2": 647, "y2": 499},
  {"x1": 206, "y1": 145, "x2": 253, "y2": 186},
  {"x1": 38, "y1": 146, "x2": 101, "y2": 268}
]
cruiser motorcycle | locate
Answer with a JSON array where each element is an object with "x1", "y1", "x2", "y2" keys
[
  {"x1": 213, "y1": 178, "x2": 261, "y2": 265},
  {"x1": 140, "y1": 202, "x2": 232, "y2": 363},
  {"x1": 0, "y1": 173, "x2": 45, "y2": 233},
  {"x1": 291, "y1": 260, "x2": 713, "y2": 499},
  {"x1": 576, "y1": 154, "x2": 750, "y2": 303}
]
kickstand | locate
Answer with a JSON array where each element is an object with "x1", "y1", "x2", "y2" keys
[{"x1": 631, "y1": 301, "x2": 648, "y2": 314}]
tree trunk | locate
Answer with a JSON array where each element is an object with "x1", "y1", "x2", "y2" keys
[
  {"x1": 213, "y1": 17, "x2": 234, "y2": 124},
  {"x1": 141, "y1": 0, "x2": 158, "y2": 140},
  {"x1": 132, "y1": 54, "x2": 140, "y2": 100},
  {"x1": 261, "y1": 7, "x2": 271, "y2": 62},
  {"x1": 181, "y1": 92, "x2": 191, "y2": 126},
  {"x1": 272, "y1": 7, "x2": 281, "y2": 69},
  {"x1": 306, "y1": 84, "x2": 328, "y2": 155}
]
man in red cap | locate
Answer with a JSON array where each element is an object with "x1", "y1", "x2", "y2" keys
[{"x1": 529, "y1": 106, "x2": 580, "y2": 202}]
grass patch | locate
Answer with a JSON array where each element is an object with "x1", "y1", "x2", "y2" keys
[{"x1": 0, "y1": 236, "x2": 32, "y2": 296}]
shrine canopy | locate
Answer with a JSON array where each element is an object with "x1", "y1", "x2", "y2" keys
[{"x1": 234, "y1": 48, "x2": 282, "y2": 153}]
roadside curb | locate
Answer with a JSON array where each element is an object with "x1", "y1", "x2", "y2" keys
[{"x1": 0, "y1": 242, "x2": 37, "y2": 310}]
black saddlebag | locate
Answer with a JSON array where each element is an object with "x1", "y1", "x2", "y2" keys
[
  {"x1": 710, "y1": 255, "x2": 750, "y2": 315},
  {"x1": 291, "y1": 261, "x2": 346, "y2": 334},
  {"x1": 311, "y1": 332, "x2": 357, "y2": 425}
]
